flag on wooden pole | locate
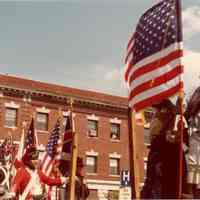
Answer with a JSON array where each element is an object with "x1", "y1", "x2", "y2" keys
[
  {"x1": 59, "y1": 115, "x2": 73, "y2": 176},
  {"x1": 40, "y1": 119, "x2": 62, "y2": 176},
  {"x1": 125, "y1": 0, "x2": 183, "y2": 111},
  {"x1": 14, "y1": 119, "x2": 37, "y2": 168}
]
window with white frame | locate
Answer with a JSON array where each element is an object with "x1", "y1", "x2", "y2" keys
[
  {"x1": 109, "y1": 158, "x2": 120, "y2": 175},
  {"x1": 86, "y1": 155, "x2": 97, "y2": 174},
  {"x1": 5, "y1": 107, "x2": 18, "y2": 127},
  {"x1": 88, "y1": 120, "x2": 98, "y2": 137},
  {"x1": 110, "y1": 123, "x2": 120, "y2": 140},
  {"x1": 36, "y1": 112, "x2": 48, "y2": 131}
]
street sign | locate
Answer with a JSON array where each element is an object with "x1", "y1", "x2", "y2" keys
[{"x1": 120, "y1": 170, "x2": 131, "y2": 187}]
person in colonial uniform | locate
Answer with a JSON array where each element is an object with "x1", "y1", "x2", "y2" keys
[
  {"x1": 11, "y1": 147, "x2": 66, "y2": 200},
  {"x1": 185, "y1": 86, "x2": 200, "y2": 198},
  {"x1": 60, "y1": 157, "x2": 89, "y2": 200},
  {"x1": 141, "y1": 98, "x2": 188, "y2": 199}
]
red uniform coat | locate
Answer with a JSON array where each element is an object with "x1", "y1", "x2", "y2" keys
[{"x1": 12, "y1": 166, "x2": 62, "y2": 200}]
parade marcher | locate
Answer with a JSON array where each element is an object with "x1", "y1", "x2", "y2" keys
[
  {"x1": 185, "y1": 86, "x2": 200, "y2": 198},
  {"x1": 60, "y1": 157, "x2": 89, "y2": 200},
  {"x1": 11, "y1": 147, "x2": 66, "y2": 200},
  {"x1": 141, "y1": 98, "x2": 188, "y2": 199},
  {"x1": 161, "y1": 97, "x2": 188, "y2": 199},
  {"x1": 47, "y1": 161, "x2": 63, "y2": 200}
]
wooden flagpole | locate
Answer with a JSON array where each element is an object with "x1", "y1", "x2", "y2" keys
[
  {"x1": 176, "y1": 0, "x2": 184, "y2": 198},
  {"x1": 128, "y1": 108, "x2": 140, "y2": 199},
  {"x1": 178, "y1": 90, "x2": 184, "y2": 198},
  {"x1": 69, "y1": 98, "x2": 78, "y2": 200}
]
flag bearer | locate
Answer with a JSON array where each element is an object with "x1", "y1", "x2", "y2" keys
[{"x1": 11, "y1": 147, "x2": 66, "y2": 200}]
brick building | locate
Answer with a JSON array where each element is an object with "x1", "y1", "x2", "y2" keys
[{"x1": 0, "y1": 74, "x2": 146, "y2": 199}]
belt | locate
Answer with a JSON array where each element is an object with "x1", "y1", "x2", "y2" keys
[{"x1": 32, "y1": 194, "x2": 45, "y2": 200}]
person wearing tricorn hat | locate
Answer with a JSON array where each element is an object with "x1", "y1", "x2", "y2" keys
[
  {"x1": 184, "y1": 86, "x2": 200, "y2": 198},
  {"x1": 11, "y1": 147, "x2": 67, "y2": 200},
  {"x1": 60, "y1": 156, "x2": 89, "y2": 200},
  {"x1": 141, "y1": 98, "x2": 188, "y2": 199}
]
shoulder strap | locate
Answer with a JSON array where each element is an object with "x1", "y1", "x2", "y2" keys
[{"x1": 20, "y1": 170, "x2": 37, "y2": 200}]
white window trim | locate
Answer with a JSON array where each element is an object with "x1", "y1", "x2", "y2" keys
[
  {"x1": 63, "y1": 111, "x2": 70, "y2": 116},
  {"x1": 86, "y1": 150, "x2": 99, "y2": 156},
  {"x1": 5, "y1": 102, "x2": 20, "y2": 109},
  {"x1": 23, "y1": 96, "x2": 32, "y2": 102},
  {"x1": 109, "y1": 174, "x2": 120, "y2": 178},
  {"x1": 36, "y1": 107, "x2": 50, "y2": 114},
  {"x1": 4, "y1": 125, "x2": 18, "y2": 129},
  {"x1": 63, "y1": 111, "x2": 76, "y2": 118},
  {"x1": 110, "y1": 117, "x2": 121, "y2": 124},
  {"x1": 109, "y1": 152, "x2": 121, "y2": 159},
  {"x1": 87, "y1": 114, "x2": 99, "y2": 121}
]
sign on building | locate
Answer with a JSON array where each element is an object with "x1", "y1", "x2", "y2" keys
[
  {"x1": 119, "y1": 187, "x2": 131, "y2": 200},
  {"x1": 120, "y1": 170, "x2": 131, "y2": 187}
]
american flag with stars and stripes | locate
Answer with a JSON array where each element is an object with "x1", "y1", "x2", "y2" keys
[
  {"x1": 14, "y1": 118, "x2": 38, "y2": 169},
  {"x1": 125, "y1": 0, "x2": 183, "y2": 112},
  {"x1": 24, "y1": 118, "x2": 37, "y2": 150},
  {"x1": 41, "y1": 119, "x2": 62, "y2": 176}
]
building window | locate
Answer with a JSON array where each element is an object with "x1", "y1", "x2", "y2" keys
[
  {"x1": 86, "y1": 156, "x2": 97, "y2": 174},
  {"x1": 109, "y1": 158, "x2": 120, "y2": 175},
  {"x1": 110, "y1": 123, "x2": 120, "y2": 140},
  {"x1": 144, "y1": 109, "x2": 155, "y2": 128},
  {"x1": 88, "y1": 120, "x2": 98, "y2": 137},
  {"x1": 5, "y1": 107, "x2": 17, "y2": 127},
  {"x1": 36, "y1": 112, "x2": 48, "y2": 131}
]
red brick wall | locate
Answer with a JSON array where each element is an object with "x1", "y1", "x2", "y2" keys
[{"x1": 0, "y1": 75, "x2": 146, "y2": 185}]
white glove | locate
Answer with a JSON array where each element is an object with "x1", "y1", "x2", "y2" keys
[{"x1": 61, "y1": 177, "x2": 69, "y2": 185}]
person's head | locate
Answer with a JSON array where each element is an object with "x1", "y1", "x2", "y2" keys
[{"x1": 22, "y1": 147, "x2": 39, "y2": 170}]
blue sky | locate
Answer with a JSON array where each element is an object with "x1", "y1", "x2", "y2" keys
[{"x1": 0, "y1": 0, "x2": 200, "y2": 98}]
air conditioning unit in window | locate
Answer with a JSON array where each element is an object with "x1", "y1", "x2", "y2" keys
[{"x1": 89, "y1": 129, "x2": 97, "y2": 136}]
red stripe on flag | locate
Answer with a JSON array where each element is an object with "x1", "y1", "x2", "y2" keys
[
  {"x1": 129, "y1": 65, "x2": 183, "y2": 100},
  {"x1": 41, "y1": 153, "x2": 48, "y2": 167},
  {"x1": 125, "y1": 61, "x2": 134, "y2": 82},
  {"x1": 133, "y1": 82, "x2": 183, "y2": 111},
  {"x1": 126, "y1": 33, "x2": 135, "y2": 50},
  {"x1": 129, "y1": 50, "x2": 183, "y2": 84}
]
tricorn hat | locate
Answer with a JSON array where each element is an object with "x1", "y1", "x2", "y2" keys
[{"x1": 22, "y1": 147, "x2": 39, "y2": 164}]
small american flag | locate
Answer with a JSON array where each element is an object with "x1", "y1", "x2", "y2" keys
[
  {"x1": 24, "y1": 118, "x2": 37, "y2": 150},
  {"x1": 14, "y1": 118, "x2": 38, "y2": 169},
  {"x1": 125, "y1": 0, "x2": 183, "y2": 111},
  {"x1": 41, "y1": 119, "x2": 62, "y2": 176}
]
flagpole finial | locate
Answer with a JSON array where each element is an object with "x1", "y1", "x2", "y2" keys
[
  {"x1": 70, "y1": 98, "x2": 74, "y2": 107},
  {"x1": 22, "y1": 121, "x2": 27, "y2": 129}
]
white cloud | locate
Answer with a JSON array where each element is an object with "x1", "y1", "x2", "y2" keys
[
  {"x1": 104, "y1": 69, "x2": 121, "y2": 81},
  {"x1": 183, "y1": 49, "x2": 200, "y2": 98},
  {"x1": 104, "y1": 67, "x2": 128, "y2": 92},
  {"x1": 183, "y1": 6, "x2": 200, "y2": 39}
]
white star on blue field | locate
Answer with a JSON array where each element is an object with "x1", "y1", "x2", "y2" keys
[{"x1": 0, "y1": 0, "x2": 199, "y2": 98}]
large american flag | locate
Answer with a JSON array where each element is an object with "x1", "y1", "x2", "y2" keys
[
  {"x1": 125, "y1": 0, "x2": 183, "y2": 111},
  {"x1": 59, "y1": 115, "x2": 73, "y2": 177},
  {"x1": 41, "y1": 119, "x2": 62, "y2": 176}
]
